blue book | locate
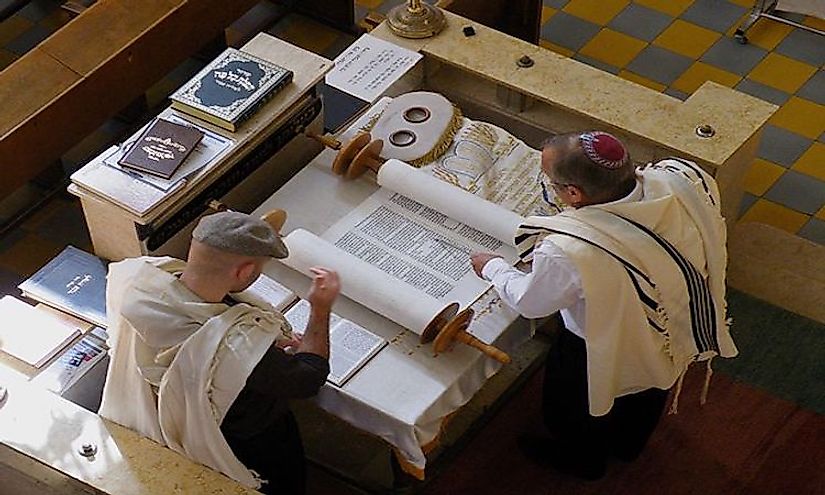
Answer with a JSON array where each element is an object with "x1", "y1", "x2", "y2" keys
[
  {"x1": 169, "y1": 47, "x2": 293, "y2": 132},
  {"x1": 18, "y1": 246, "x2": 108, "y2": 328}
]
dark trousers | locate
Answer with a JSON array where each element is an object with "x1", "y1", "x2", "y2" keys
[
  {"x1": 224, "y1": 412, "x2": 306, "y2": 495},
  {"x1": 542, "y1": 329, "x2": 669, "y2": 475}
]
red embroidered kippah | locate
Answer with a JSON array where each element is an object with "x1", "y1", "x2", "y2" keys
[{"x1": 579, "y1": 131, "x2": 627, "y2": 169}]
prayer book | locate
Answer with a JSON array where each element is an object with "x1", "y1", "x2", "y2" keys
[
  {"x1": 230, "y1": 273, "x2": 296, "y2": 312},
  {"x1": 118, "y1": 118, "x2": 204, "y2": 179},
  {"x1": 284, "y1": 299, "x2": 387, "y2": 387},
  {"x1": 32, "y1": 327, "x2": 108, "y2": 394},
  {"x1": 19, "y1": 246, "x2": 108, "y2": 329},
  {"x1": 0, "y1": 296, "x2": 82, "y2": 368},
  {"x1": 170, "y1": 47, "x2": 293, "y2": 132}
]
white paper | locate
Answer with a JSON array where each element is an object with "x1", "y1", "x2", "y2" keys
[
  {"x1": 284, "y1": 299, "x2": 386, "y2": 386},
  {"x1": 230, "y1": 273, "x2": 296, "y2": 312},
  {"x1": 325, "y1": 34, "x2": 422, "y2": 102}
]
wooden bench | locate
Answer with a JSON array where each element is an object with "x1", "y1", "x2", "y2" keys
[{"x1": 0, "y1": 0, "x2": 260, "y2": 199}]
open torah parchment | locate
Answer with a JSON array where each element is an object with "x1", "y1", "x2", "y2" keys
[{"x1": 281, "y1": 159, "x2": 525, "y2": 339}]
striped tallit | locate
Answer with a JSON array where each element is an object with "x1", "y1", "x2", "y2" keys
[{"x1": 515, "y1": 158, "x2": 737, "y2": 415}]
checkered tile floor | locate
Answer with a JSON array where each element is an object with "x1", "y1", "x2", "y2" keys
[
  {"x1": 342, "y1": 1, "x2": 825, "y2": 243},
  {"x1": 0, "y1": 0, "x2": 822, "y2": 295}
]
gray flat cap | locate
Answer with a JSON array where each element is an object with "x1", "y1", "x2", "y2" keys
[{"x1": 192, "y1": 211, "x2": 288, "y2": 258}]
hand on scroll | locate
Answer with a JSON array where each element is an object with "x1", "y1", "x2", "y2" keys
[
  {"x1": 307, "y1": 267, "x2": 341, "y2": 312},
  {"x1": 470, "y1": 252, "x2": 503, "y2": 278}
]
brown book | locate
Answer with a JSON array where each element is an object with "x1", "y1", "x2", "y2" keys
[{"x1": 118, "y1": 119, "x2": 204, "y2": 179}]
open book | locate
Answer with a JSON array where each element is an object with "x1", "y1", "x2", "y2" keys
[
  {"x1": 283, "y1": 299, "x2": 386, "y2": 387},
  {"x1": 231, "y1": 274, "x2": 387, "y2": 387}
]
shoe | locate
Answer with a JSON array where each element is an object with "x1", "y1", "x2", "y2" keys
[{"x1": 516, "y1": 433, "x2": 606, "y2": 481}]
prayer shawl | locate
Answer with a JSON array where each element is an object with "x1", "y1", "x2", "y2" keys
[
  {"x1": 515, "y1": 159, "x2": 737, "y2": 416},
  {"x1": 99, "y1": 257, "x2": 293, "y2": 488}
]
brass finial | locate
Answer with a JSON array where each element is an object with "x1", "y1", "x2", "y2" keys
[{"x1": 387, "y1": 0, "x2": 447, "y2": 39}]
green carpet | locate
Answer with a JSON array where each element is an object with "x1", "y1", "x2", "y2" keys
[{"x1": 716, "y1": 289, "x2": 825, "y2": 415}]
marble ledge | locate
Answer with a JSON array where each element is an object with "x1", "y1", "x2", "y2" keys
[
  {"x1": 370, "y1": 12, "x2": 777, "y2": 168},
  {"x1": 0, "y1": 368, "x2": 256, "y2": 495},
  {"x1": 728, "y1": 222, "x2": 825, "y2": 325}
]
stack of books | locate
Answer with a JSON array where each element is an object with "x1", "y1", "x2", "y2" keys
[{"x1": 170, "y1": 47, "x2": 293, "y2": 132}]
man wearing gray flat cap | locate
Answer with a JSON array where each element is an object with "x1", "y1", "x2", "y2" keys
[{"x1": 101, "y1": 211, "x2": 339, "y2": 494}]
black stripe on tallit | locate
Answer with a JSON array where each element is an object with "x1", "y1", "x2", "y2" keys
[
  {"x1": 664, "y1": 157, "x2": 716, "y2": 207},
  {"x1": 610, "y1": 214, "x2": 719, "y2": 353},
  {"x1": 526, "y1": 227, "x2": 656, "y2": 287}
]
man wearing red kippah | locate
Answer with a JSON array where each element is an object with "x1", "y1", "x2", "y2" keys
[{"x1": 471, "y1": 132, "x2": 737, "y2": 480}]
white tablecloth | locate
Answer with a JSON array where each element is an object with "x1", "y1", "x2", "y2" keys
[{"x1": 252, "y1": 151, "x2": 531, "y2": 477}]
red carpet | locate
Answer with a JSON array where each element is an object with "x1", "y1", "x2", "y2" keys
[{"x1": 421, "y1": 365, "x2": 825, "y2": 495}]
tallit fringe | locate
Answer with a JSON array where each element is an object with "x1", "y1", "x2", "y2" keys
[
  {"x1": 668, "y1": 369, "x2": 686, "y2": 415},
  {"x1": 700, "y1": 358, "x2": 714, "y2": 405},
  {"x1": 409, "y1": 106, "x2": 463, "y2": 168},
  {"x1": 360, "y1": 105, "x2": 464, "y2": 168}
]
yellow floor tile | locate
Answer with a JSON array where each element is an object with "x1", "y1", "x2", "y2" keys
[
  {"x1": 817, "y1": 206, "x2": 825, "y2": 221},
  {"x1": 633, "y1": 0, "x2": 693, "y2": 16},
  {"x1": 579, "y1": 29, "x2": 647, "y2": 68},
  {"x1": 740, "y1": 199, "x2": 810, "y2": 234},
  {"x1": 563, "y1": 0, "x2": 629, "y2": 25},
  {"x1": 803, "y1": 15, "x2": 825, "y2": 31},
  {"x1": 769, "y1": 97, "x2": 825, "y2": 140},
  {"x1": 653, "y1": 20, "x2": 720, "y2": 59},
  {"x1": 748, "y1": 53, "x2": 817, "y2": 94},
  {"x1": 618, "y1": 69, "x2": 667, "y2": 92},
  {"x1": 743, "y1": 17, "x2": 794, "y2": 50},
  {"x1": 791, "y1": 142, "x2": 825, "y2": 182},
  {"x1": 744, "y1": 158, "x2": 786, "y2": 195},
  {"x1": 279, "y1": 17, "x2": 339, "y2": 54},
  {"x1": 540, "y1": 40, "x2": 574, "y2": 58},
  {"x1": 541, "y1": 6, "x2": 557, "y2": 25},
  {"x1": 671, "y1": 61, "x2": 741, "y2": 94}
]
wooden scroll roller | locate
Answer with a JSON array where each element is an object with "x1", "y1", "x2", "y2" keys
[
  {"x1": 282, "y1": 228, "x2": 512, "y2": 365},
  {"x1": 307, "y1": 131, "x2": 385, "y2": 180},
  {"x1": 423, "y1": 306, "x2": 511, "y2": 364},
  {"x1": 206, "y1": 200, "x2": 287, "y2": 233}
]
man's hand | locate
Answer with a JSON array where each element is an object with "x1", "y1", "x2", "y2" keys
[
  {"x1": 306, "y1": 267, "x2": 340, "y2": 311},
  {"x1": 470, "y1": 252, "x2": 503, "y2": 278}
]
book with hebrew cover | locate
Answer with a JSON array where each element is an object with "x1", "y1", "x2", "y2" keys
[
  {"x1": 170, "y1": 47, "x2": 293, "y2": 132},
  {"x1": 0, "y1": 296, "x2": 82, "y2": 368},
  {"x1": 118, "y1": 118, "x2": 204, "y2": 179},
  {"x1": 18, "y1": 246, "x2": 108, "y2": 328}
]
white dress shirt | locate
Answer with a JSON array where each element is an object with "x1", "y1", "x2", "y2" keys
[{"x1": 481, "y1": 181, "x2": 643, "y2": 339}]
